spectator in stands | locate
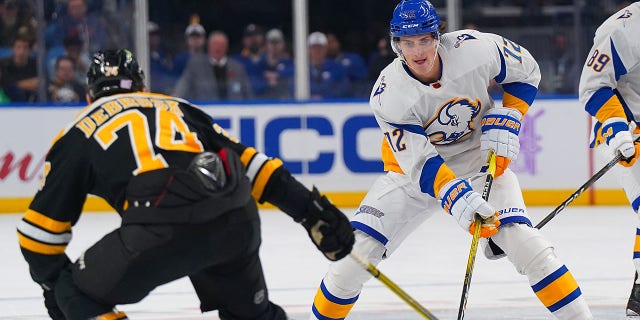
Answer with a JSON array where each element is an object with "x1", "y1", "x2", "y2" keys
[
  {"x1": 47, "y1": 55, "x2": 86, "y2": 103},
  {"x1": 172, "y1": 20, "x2": 206, "y2": 77},
  {"x1": 174, "y1": 31, "x2": 253, "y2": 101},
  {"x1": 326, "y1": 33, "x2": 368, "y2": 98},
  {"x1": 232, "y1": 24, "x2": 267, "y2": 97},
  {"x1": 0, "y1": 0, "x2": 35, "y2": 48},
  {"x1": 148, "y1": 21, "x2": 174, "y2": 94},
  {"x1": 307, "y1": 31, "x2": 349, "y2": 100},
  {"x1": 539, "y1": 31, "x2": 579, "y2": 94},
  {"x1": 45, "y1": 0, "x2": 111, "y2": 53},
  {"x1": 0, "y1": 32, "x2": 38, "y2": 102},
  {"x1": 258, "y1": 28, "x2": 293, "y2": 100},
  {"x1": 367, "y1": 36, "x2": 395, "y2": 84},
  {"x1": 61, "y1": 35, "x2": 91, "y2": 83}
]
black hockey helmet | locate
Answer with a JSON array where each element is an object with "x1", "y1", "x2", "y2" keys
[{"x1": 87, "y1": 49, "x2": 145, "y2": 101}]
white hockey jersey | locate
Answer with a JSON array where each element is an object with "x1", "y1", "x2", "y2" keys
[
  {"x1": 578, "y1": 2, "x2": 640, "y2": 146},
  {"x1": 370, "y1": 29, "x2": 540, "y2": 198}
]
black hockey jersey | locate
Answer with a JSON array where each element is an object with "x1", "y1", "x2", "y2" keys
[{"x1": 17, "y1": 92, "x2": 312, "y2": 285}]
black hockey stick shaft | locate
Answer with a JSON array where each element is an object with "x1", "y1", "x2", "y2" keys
[
  {"x1": 349, "y1": 252, "x2": 439, "y2": 319},
  {"x1": 534, "y1": 148, "x2": 630, "y2": 229},
  {"x1": 457, "y1": 150, "x2": 496, "y2": 320}
]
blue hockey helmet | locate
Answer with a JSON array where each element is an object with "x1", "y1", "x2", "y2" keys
[{"x1": 390, "y1": 0, "x2": 440, "y2": 39}]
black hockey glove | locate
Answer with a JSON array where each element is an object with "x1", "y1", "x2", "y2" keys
[
  {"x1": 300, "y1": 187, "x2": 355, "y2": 261},
  {"x1": 43, "y1": 288, "x2": 66, "y2": 320}
]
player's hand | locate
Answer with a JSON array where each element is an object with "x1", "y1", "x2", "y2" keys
[
  {"x1": 42, "y1": 285, "x2": 66, "y2": 320},
  {"x1": 602, "y1": 117, "x2": 637, "y2": 166},
  {"x1": 439, "y1": 178, "x2": 500, "y2": 237},
  {"x1": 480, "y1": 107, "x2": 522, "y2": 177},
  {"x1": 300, "y1": 187, "x2": 355, "y2": 261}
]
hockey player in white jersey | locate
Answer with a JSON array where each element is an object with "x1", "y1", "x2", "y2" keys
[
  {"x1": 578, "y1": 2, "x2": 640, "y2": 317},
  {"x1": 309, "y1": 0, "x2": 593, "y2": 319}
]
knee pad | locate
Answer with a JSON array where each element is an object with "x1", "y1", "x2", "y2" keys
[{"x1": 491, "y1": 223, "x2": 554, "y2": 275}]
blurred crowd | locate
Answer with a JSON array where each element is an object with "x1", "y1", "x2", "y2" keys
[{"x1": 0, "y1": 0, "x2": 629, "y2": 103}]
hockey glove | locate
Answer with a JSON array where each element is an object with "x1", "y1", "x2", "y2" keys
[
  {"x1": 43, "y1": 288, "x2": 66, "y2": 320},
  {"x1": 300, "y1": 187, "x2": 355, "y2": 261},
  {"x1": 480, "y1": 107, "x2": 522, "y2": 177},
  {"x1": 439, "y1": 178, "x2": 500, "y2": 238},
  {"x1": 601, "y1": 117, "x2": 638, "y2": 167}
]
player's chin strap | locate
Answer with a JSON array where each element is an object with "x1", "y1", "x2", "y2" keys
[
  {"x1": 457, "y1": 149, "x2": 496, "y2": 320},
  {"x1": 349, "y1": 252, "x2": 439, "y2": 319}
]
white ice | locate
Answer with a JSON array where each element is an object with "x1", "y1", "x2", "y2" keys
[{"x1": 1, "y1": 206, "x2": 635, "y2": 319}]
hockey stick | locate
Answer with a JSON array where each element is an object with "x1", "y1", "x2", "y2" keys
[
  {"x1": 456, "y1": 149, "x2": 497, "y2": 320},
  {"x1": 534, "y1": 140, "x2": 640, "y2": 229},
  {"x1": 349, "y1": 252, "x2": 439, "y2": 319}
]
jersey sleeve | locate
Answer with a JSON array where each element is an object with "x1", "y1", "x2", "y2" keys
[
  {"x1": 484, "y1": 32, "x2": 540, "y2": 117},
  {"x1": 578, "y1": 22, "x2": 639, "y2": 125},
  {"x1": 191, "y1": 107, "x2": 314, "y2": 222},
  {"x1": 16, "y1": 134, "x2": 91, "y2": 286}
]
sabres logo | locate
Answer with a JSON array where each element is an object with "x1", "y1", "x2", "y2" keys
[
  {"x1": 617, "y1": 9, "x2": 632, "y2": 19},
  {"x1": 454, "y1": 34, "x2": 477, "y2": 48},
  {"x1": 373, "y1": 76, "x2": 386, "y2": 97},
  {"x1": 400, "y1": 9, "x2": 416, "y2": 19},
  {"x1": 425, "y1": 97, "x2": 481, "y2": 144}
]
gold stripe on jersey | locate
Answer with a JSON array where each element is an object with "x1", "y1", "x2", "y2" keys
[
  {"x1": 240, "y1": 147, "x2": 284, "y2": 200},
  {"x1": 381, "y1": 138, "x2": 404, "y2": 174},
  {"x1": 240, "y1": 147, "x2": 258, "y2": 167},
  {"x1": 502, "y1": 92, "x2": 529, "y2": 117},
  {"x1": 17, "y1": 232, "x2": 67, "y2": 255},
  {"x1": 594, "y1": 95, "x2": 626, "y2": 124},
  {"x1": 433, "y1": 164, "x2": 457, "y2": 196},
  {"x1": 252, "y1": 158, "x2": 283, "y2": 200},
  {"x1": 23, "y1": 209, "x2": 71, "y2": 233}
]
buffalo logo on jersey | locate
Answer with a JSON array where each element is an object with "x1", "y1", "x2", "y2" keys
[
  {"x1": 454, "y1": 33, "x2": 477, "y2": 48},
  {"x1": 426, "y1": 97, "x2": 481, "y2": 144},
  {"x1": 617, "y1": 9, "x2": 632, "y2": 19}
]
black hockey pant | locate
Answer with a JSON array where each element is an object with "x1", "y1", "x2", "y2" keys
[{"x1": 54, "y1": 212, "x2": 286, "y2": 319}]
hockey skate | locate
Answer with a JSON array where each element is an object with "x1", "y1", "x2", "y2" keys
[{"x1": 627, "y1": 273, "x2": 640, "y2": 318}]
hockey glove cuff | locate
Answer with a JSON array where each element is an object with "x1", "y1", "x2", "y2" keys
[
  {"x1": 439, "y1": 178, "x2": 500, "y2": 238},
  {"x1": 602, "y1": 117, "x2": 637, "y2": 166},
  {"x1": 481, "y1": 107, "x2": 522, "y2": 177},
  {"x1": 300, "y1": 187, "x2": 355, "y2": 261}
]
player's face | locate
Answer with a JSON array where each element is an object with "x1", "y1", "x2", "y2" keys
[{"x1": 397, "y1": 33, "x2": 439, "y2": 81}]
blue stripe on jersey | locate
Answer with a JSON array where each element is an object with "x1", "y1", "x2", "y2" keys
[
  {"x1": 633, "y1": 252, "x2": 640, "y2": 259},
  {"x1": 585, "y1": 87, "x2": 614, "y2": 116},
  {"x1": 632, "y1": 196, "x2": 640, "y2": 213},
  {"x1": 494, "y1": 45, "x2": 507, "y2": 83},
  {"x1": 420, "y1": 155, "x2": 445, "y2": 197},
  {"x1": 611, "y1": 39, "x2": 628, "y2": 81},
  {"x1": 386, "y1": 121, "x2": 428, "y2": 137},
  {"x1": 320, "y1": 280, "x2": 360, "y2": 305},
  {"x1": 614, "y1": 88, "x2": 635, "y2": 123},
  {"x1": 502, "y1": 82, "x2": 537, "y2": 105},
  {"x1": 547, "y1": 287, "x2": 582, "y2": 312},
  {"x1": 351, "y1": 221, "x2": 389, "y2": 245}
]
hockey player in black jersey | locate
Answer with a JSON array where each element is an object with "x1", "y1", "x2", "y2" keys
[{"x1": 16, "y1": 49, "x2": 354, "y2": 320}]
